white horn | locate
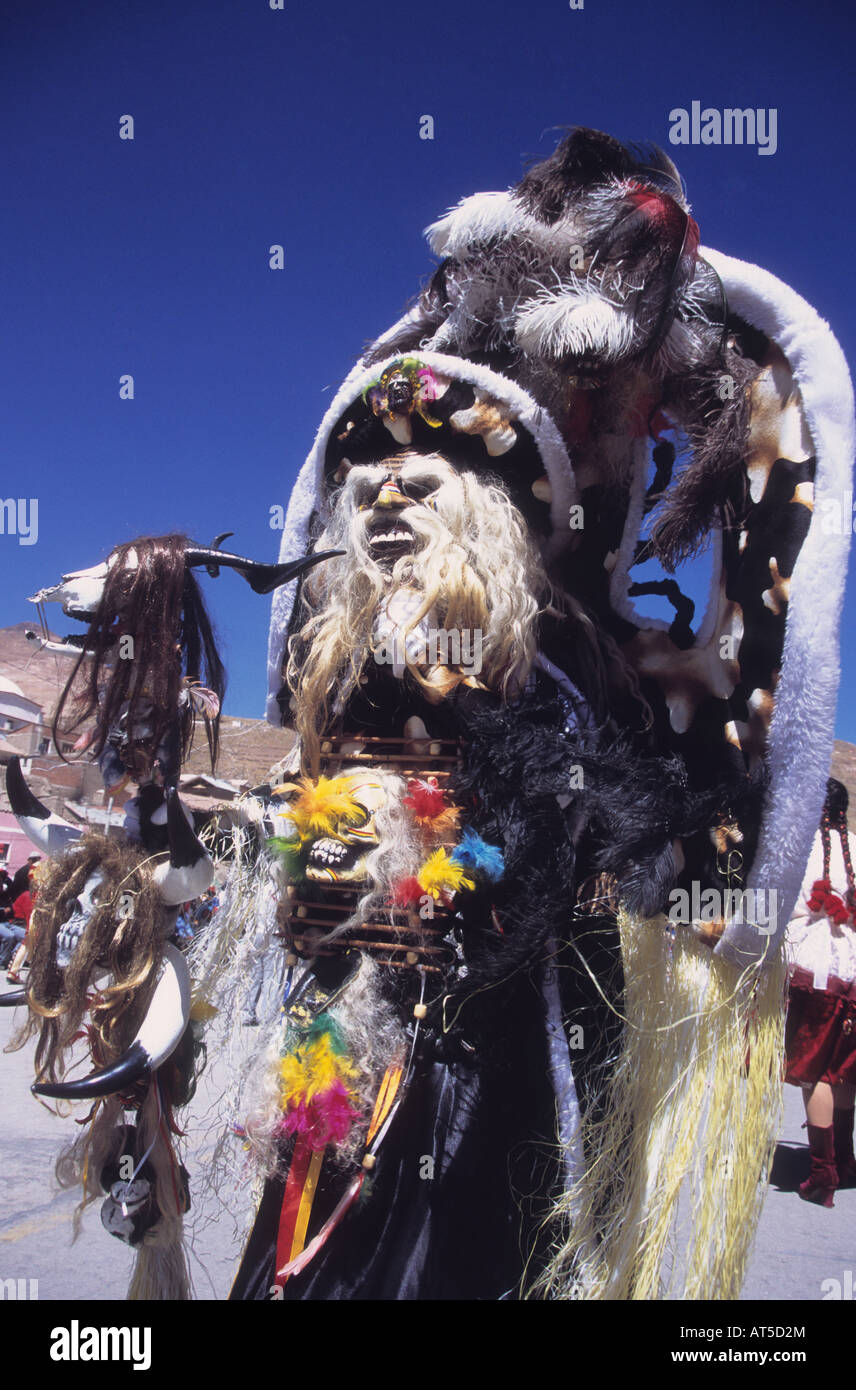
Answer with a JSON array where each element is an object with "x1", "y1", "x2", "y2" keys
[
  {"x1": 6, "y1": 756, "x2": 82, "y2": 855},
  {"x1": 153, "y1": 786, "x2": 214, "y2": 906},
  {"x1": 32, "y1": 943, "x2": 191, "y2": 1100}
]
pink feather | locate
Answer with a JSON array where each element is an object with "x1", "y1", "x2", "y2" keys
[{"x1": 278, "y1": 1082, "x2": 361, "y2": 1150}]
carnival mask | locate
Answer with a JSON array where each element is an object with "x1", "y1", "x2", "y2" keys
[{"x1": 272, "y1": 771, "x2": 387, "y2": 885}]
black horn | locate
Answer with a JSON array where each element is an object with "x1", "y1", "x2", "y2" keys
[
  {"x1": 6, "y1": 756, "x2": 82, "y2": 854},
  {"x1": 183, "y1": 546, "x2": 343, "y2": 594},
  {"x1": 154, "y1": 787, "x2": 213, "y2": 904},
  {"x1": 32, "y1": 1041, "x2": 150, "y2": 1099},
  {"x1": 0, "y1": 989, "x2": 28, "y2": 1008},
  {"x1": 7, "y1": 755, "x2": 50, "y2": 821},
  {"x1": 31, "y1": 943, "x2": 190, "y2": 1099}
]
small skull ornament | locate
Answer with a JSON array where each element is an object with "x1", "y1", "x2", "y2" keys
[
  {"x1": 56, "y1": 870, "x2": 104, "y2": 969},
  {"x1": 100, "y1": 1177, "x2": 157, "y2": 1246},
  {"x1": 307, "y1": 773, "x2": 384, "y2": 883}
]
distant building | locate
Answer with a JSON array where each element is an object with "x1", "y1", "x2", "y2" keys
[{"x1": 0, "y1": 673, "x2": 43, "y2": 758}]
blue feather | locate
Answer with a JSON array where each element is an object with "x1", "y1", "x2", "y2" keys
[{"x1": 451, "y1": 827, "x2": 505, "y2": 882}]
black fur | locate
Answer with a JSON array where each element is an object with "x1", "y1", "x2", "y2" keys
[{"x1": 516, "y1": 128, "x2": 685, "y2": 224}]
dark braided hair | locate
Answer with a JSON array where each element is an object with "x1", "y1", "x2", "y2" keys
[{"x1": 820, "y1": 778, "x2": 855, "y2": 906}]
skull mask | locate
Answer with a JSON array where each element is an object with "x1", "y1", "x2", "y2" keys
[
  {"x1": 55, "y1": 870, "x2": 104, "y2": 969},
  {"x1": 274, "y1": 771, "x2": 386, "y2": 885}
]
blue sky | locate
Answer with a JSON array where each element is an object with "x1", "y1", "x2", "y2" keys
[{"x1": 2, "y1": 0, "x2": 854, "y2": 737}]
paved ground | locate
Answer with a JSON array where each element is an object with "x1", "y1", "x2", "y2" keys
[{"x1": 0, "y1": 998, "x2": 852, "y2": 1302}]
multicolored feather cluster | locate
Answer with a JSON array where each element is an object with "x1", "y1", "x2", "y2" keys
[
  {"x1": 392, "y1": 779, "x2": 504, "y2": 908},
  {"x1": 278, "y1": 1014, "x2": 362, "y2": 1150},
  {"x1": 451, "y1": 827, "x2": 505, "y2": 882},
  {"x1": 281, "y1": 776, "x2": 365, "y2": 839},
  {"x1": 416, "y1": 848, "x2": 475, "y2": 900},
  {"x1": 403, "y1": 778, "x2": 460, "y2": 835},
  {"x1": 267, "y1": 775, "x2": 367, "y2": 879}
]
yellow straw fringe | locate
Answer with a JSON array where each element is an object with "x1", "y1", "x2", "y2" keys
[{"x1": 533, "y1": 910, "x2": 787, "y2": 1300}]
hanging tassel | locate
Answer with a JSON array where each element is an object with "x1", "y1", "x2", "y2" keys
[
  {"x1": 807, "y1": 877, "x2": 832, "y2": 912},
  {"x1": 807, "y1": 878, "x2": 853, "y2": 925}
]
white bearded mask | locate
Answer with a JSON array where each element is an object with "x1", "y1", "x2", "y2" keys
[{"x1": 286, "y1": 453, "x2": 547, "y2": 764}]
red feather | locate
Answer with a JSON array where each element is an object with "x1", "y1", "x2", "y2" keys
[
  {"x1": 393, "y1": 876, "x2": 423, "y2": 906},
  {"x1": 403, "y1": 779, "x2": 449, "y2": 821}
]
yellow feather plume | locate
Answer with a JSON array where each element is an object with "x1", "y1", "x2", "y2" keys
[
  {"x1": 417, "y1": 848, "x2": 475, "y2": 900},
  {"x1": 280, "y1": 1033, "x2": 360, "y2": 1103},
  {"x1": 288, "y1": 776, "x2": 365, "y2": 839}
]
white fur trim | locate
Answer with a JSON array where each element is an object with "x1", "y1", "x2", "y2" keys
[
  {"x1": 425, "y1": 191, "x2": 521, "y2": 256},
  {"x1": 426, "y1": 189, "x2": 590, "y2": 266}
]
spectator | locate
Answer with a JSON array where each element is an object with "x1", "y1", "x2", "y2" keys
[
  {"x1": 11, "y1": 854, "x2": 40, "y2": 899},
  {"x1": 785, "y1": 778, "x2": 856, "y2": 1206},
  {"x1": 0, "y1": 866, "x2": 15, "y2": 923},
  {"x1": 5, "y1": 885, "x2": 33, "y2": 982},
  {"x1": 0, "y1": 911, "x2": 25, "y2": 968}
]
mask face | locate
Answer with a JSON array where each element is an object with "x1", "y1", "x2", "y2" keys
[
  {"x1": 278, "y1": 772, "x2": 386, "y2": 885},
  {"x1": 353, "y1": 459, "x2": 451, "y2": 571},
  {"x1": 55, "y1": 870, "x2": 104, "y2": 969}
]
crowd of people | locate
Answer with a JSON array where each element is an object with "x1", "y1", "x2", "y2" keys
[
  {"x1": 0, "y1": 852, "x2": 40, "y2": 982},
  {"x1": 175, "y1": 885, "x2": 219, "y2": 944}
]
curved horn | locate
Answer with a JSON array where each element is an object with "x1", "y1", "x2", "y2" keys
[
  {"x1": 153, "y1": 786, "x2": 214, "y2": 905},
  {"x1": 31, "y1": 943, "x2": 191, "y2": 1100},
  {"x1": 6, "y1": 756, "x2": 82, "y2": 854},
  {"x1": 183, "y1": 547, "x2": 344, "y2": 595},
  {"x1": 0, "y1": 988, "x2": 28, "y2": 1008},
  {"x1": 204, "y1": 532, "x2": 235, "y2": 578}
]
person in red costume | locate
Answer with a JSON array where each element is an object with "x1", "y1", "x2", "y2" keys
[
  {"x1": 5, "y1": 866, "x2": 38, "y2": 984},
  {"x1": 785, "y1": 778, "x2": 856, "y2": 1206}
]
